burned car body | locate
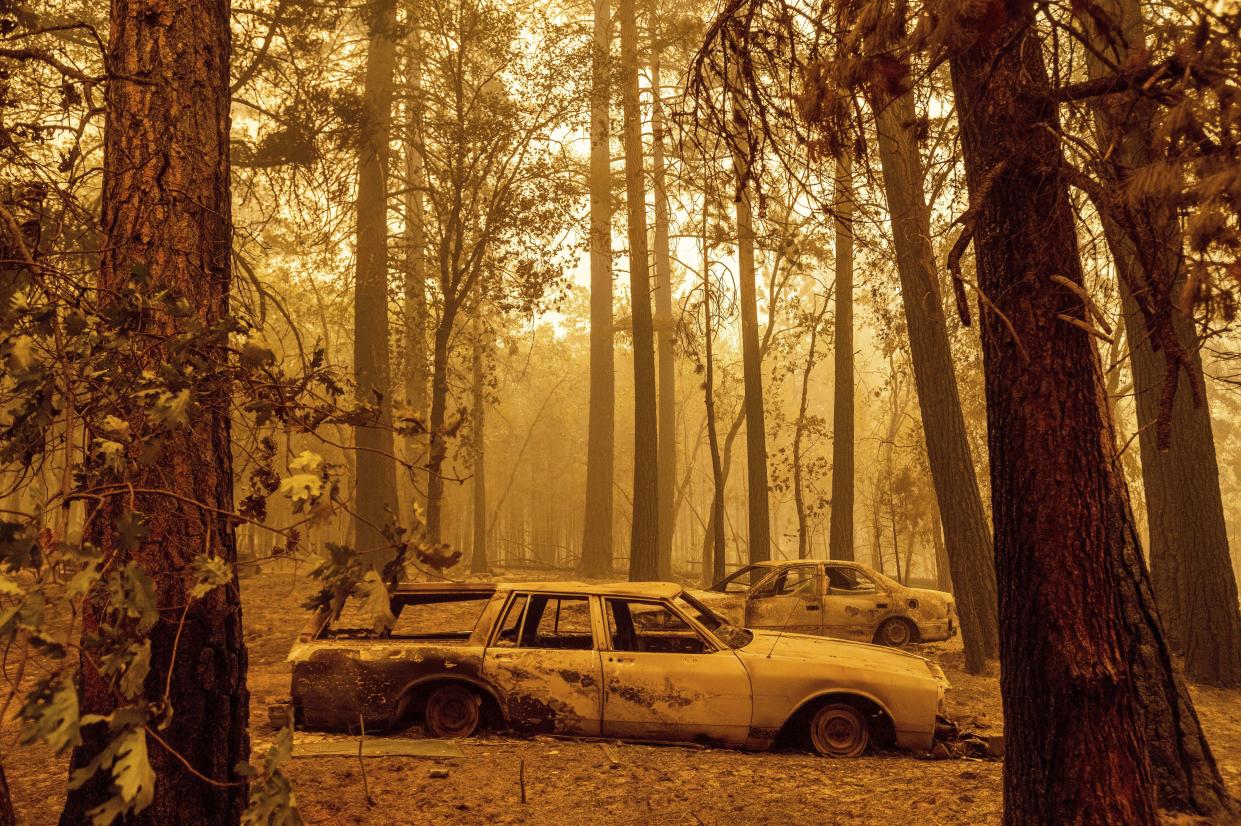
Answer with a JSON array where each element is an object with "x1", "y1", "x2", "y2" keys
[
  {"x1": 691, "y1": 560, "x2": 957, "y2": 648},
  {"x1": 282, "y1": 581, "x2": 950, "y2": 757}
]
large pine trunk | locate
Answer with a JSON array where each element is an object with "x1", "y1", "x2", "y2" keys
[
  {"x1": 61, "y1": 0, "x2": 249, "y2": 822},
  {"x1": 620, "y1": 0, "x2": 660, "y2": 580},
  {"x1": 353, "y1": 0, "x2": 399, "y2": 560},
  {"x1": 651, "y1": 53, "x2": 678, "y2": 581},
  {"x1": 827, "y1": 155, "x2": 855, "y2": 562},
  {"x1": 402, "y1": 30, "x2": 430, "y2": 517},
  {"x1": 873, "y1": 90, "x2": 999, "y2": 672},
  {"x1": 1085, "y1": 0, "x2": 1241, "y2": 689},
  {"x1": 948, "y1": 6, "x2": 1158, "y2": 823},
  {"x1": 579, "y1": 0, "x2": 615, "y2": 577}
]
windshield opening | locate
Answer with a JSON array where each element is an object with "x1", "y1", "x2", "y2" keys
[{"x1": 675, "y1": 591, "x2": 753, "y2": 650}]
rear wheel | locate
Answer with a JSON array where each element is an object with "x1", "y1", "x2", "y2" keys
[
  {"x1": 809, "y1": 703, "x2": 870, "y2": 757},
  {"x1": 875, "y1": 617, "x2": 913, "y2": 648},
  {"x1": 424, "y1": 685, "x2": 481, "y2": 738}
]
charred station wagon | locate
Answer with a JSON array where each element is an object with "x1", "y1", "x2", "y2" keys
[{"x1": 280, "y1": 580, "x2": 951, "y2": 757}]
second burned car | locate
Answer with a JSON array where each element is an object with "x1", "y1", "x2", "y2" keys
[
  {"x1": 278, "y1": 580, "x2": 950, "y2": 758},
  {"x1": 690, "y1": 560, "x2": 957, "y2": 648}
]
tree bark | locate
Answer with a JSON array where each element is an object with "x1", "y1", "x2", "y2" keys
[
  {"x1": 353, "y1": 0, "x2": 399, "y2": 563},
  {"x1": 0, "y1": 764, "x2": 14, "y2": 826},
  {"x1": 873, "y1": 90, "x2": 999, "y2": 670},
  {"x1": 701, "y1": 212, "x2": 727, "y2": 585},
  {"x1": 828, "y1": 155, "x2": 855, "y2": 562},
  {"x1": 470, "y1": 309, "x2": 487, "y2": 574},
  {"x1": 794, "y1": 298, "x2": 825, "y2": 559},
  {"x1": 949, "y1": 5, "x2": 1173, "y2": 822},
  {"x1": 620, "y1": 0, "x2": 659, "y2": 580},
  {"x1": 651, "y1": 50, "x2": 677, "y2": 581},
  {"x1": 579, "y1": 0, "x2": 615, "y2": 578},
  {"x1": 1084, "y1": 0, "x2": 1241, "y2": 689},
  {"x1": 62, "y1": 0, "x2": 248, "y2": 821},
  {"x1": 728, "y1": 38, "x2": 771, "y2": 565},
  {"x1": 403, "y1": 27, "x2": 430, "y2": 517}
]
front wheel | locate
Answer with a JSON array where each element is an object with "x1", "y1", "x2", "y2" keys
[
  {"x1": 875, "y1": 617, "x2": 913, "y2": 648},
  {"x1": 424, "y1": 685, "x2": 481, "y2": 738},
  {"x1": 809, "y1": 703, "x2": 870, "y2": 757}
]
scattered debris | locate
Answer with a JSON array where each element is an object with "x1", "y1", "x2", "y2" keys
[{"x1": 429, "y1": 768, "x2": 450, "y2": 779}]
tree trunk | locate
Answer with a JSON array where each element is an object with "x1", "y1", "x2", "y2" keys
[
  {"x1": 651, "y1": 51, "x2": 677, "y2": 581},
  {"x1": 1084, "y1": 0, "x2": 1241, "y2": 689},
  {"x1": 729, "y1": 51, "x2": 771, "y2": 566},
  {"x1": 874, "y1": 90, "x2": 999, "y2": 670},
  {"x1": 794, "y1": 300, "x2": 824, "y2": 559},
  {"x1": 701, "y1": 214, "x2": 727, "y2": 586},
  {"x1": 425, "y1": 314, "x2": 454, "y2": 543},
  {"x1": 353, "y1": 0, "x2": 399, "y2": 563},
  {"x1": 932, "y1": 507, "x2": 952, "y2": 593},
  {"x1": 62, "y1": 0, "x2": 248, "y2": 821},
  {"x1": 949, "y1": 6, "x2": 1172, "y2": 822},
  {"x1": 470, "y1": 310, "x2": 487, "y2": 574},
  {"x1": 578, "y1": 0, "x2": 615, "y2": 578},
  {"x1": 828, "y1": 155, "x2": 855, "y2": 562},
  {"x1": 0, "y1": 764, "x2": 14, "y2": 826},
  {"x1": 620, "y1": 0, "x2": 659, "y2": 580},
  {"x1": 403, "y1": 28, "x2": 430, "y2": 517}
]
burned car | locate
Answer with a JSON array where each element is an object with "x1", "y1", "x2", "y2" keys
[
  {"x1": 691, "y1": 560, "x2": 957, "y2": 648},
  {"x1": 278, "y1": 580, "x2": 950, "y2": 758}
]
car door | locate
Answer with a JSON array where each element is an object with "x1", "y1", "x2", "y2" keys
[
  {"x1": 743, "y1": 564, "x2": 826, "y2": 635},
  {"x1": 482, "y1": 592, "x2": 604, "y2": 736},
  {"x1": 600, "y1": 597, "x2": 751, "y2": 746},
  {"x1": 823, "y1": 565, "x2": 886, "y2": 640}
]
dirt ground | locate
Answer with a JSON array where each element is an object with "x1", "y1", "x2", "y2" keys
[{"x1": 5, "y1": 564, "x2": 1240, "y2": 825}]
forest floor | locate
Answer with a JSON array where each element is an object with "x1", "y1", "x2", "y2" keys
[{"x1": 5, "y1": 564, "x2": 1240, "y2": 825}]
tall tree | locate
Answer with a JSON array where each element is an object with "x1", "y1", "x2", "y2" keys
[
  {"x1": 944, "y1": 2, "x2": 1231, "y2": 820},
  {"x1": 651, "y1": 47, "x2": 678, "y2": 580},
  {"x1": 727, "y1": 25, "x2": 772, "y2": 565},
  {"x1": 579, "y1": 0, "x2": 616, "y2": 577},
  {"x1": 1084, "y1": 0, "x2": 1241, "y2": 688},
  {"x1": 470, "y1": 305, "x2": 488, "y2": 573},
  {"x1": 873, "y1": 89, "x2": 999, "y2": 671},
  {"x1": 353, "y1": 0, "x2": 400, "y2": 560},
  {"x1": 700, "y1": 208, "x2": 727, "y2": 585},
  {"x1": 621, "y1": 0, "x2": 660, "y2": 580},
  {"x1": 827, "y1": 154, "x2": 854, "y2": 562},
  {"x1": 62, "y1": 0, "x2": 248, "y2": 820},
  {"x1": 403, "y1": 26, "x2": 431, "y2": 515}
]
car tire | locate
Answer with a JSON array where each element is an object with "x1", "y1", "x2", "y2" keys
[
  {"x1": 424, "y1": 684, "x2": 481, "y2": 738},
  {"x1": 876, "y1": 617, "x2": 914, "y2": 648},
  {"x1": 809, "y1": 703, "x2": 870, "y2": 758}
]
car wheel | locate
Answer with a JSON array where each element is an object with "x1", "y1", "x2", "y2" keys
[
  {"x1": 876, "y1": 617, "x2": 913, "y2": 648},
  {"x1": 809, "y1": 703, "x2": 870, "y2": 758},
  {"x1": 424, "y1": 685, "x2": 481, "y2": 738}
]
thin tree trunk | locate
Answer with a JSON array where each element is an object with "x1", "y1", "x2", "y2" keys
[
  {"x1": 651, "y1": 51, "x2": 677, "y2": 581},
  {"x1": 0, "y1": 764, "x2": 14, "y2": 826},
  {"x1": 470, "y1": 308, "x2": 487, "y2": 574},
  {"x1": 828, "y1": 155, "x2": 855, "y2": 561},
  {"x1": 62, "y1": 0, "x2": 248, "y2": 820},
  {"x1": 1085, "y1": 0, "x2": 1241, "y2": 689},
  {"x1": 353, "y1": 0, "x2": 399, "y2": 563},
  {"x1": 579, "y1": 0, "x2": 614, "y2": 578},
  {"x1": 425, "y1": 314, "x2": 454, "y2": 543},
  {"x1": 874, "y1": 89, "x2": 999, "y2": 670},
  {"x1": 728, "y1": 43, "x2": 771, "y2": 566},
  {"x1": 701, "y1": 214, "x2": 727, "y2": 586},
  {"x1": 620, "y1": 0, "x2": 659, "y2": 580},
  {"x1": 949, "y1": 7, "x2": 1167, "y2": 821},
  {"x1": 402, "y1": 28, "x2": 430, "y2": 515},
  {"x1": 794, "y1": 299, "x2": 825, "y2": 559}
]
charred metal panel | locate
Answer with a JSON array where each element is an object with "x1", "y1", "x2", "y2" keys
[{"x1": 601, "y1": 651, "x2": 751, "y2": 745}]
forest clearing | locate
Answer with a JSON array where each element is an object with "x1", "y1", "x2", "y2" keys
[{"x1": 3, "y1": 0, "x2": 1241, "y2": 823}]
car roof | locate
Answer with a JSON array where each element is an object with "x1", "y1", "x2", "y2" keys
[{"x1": 392, "y1": 580, "x2": 683, "y2": 600}]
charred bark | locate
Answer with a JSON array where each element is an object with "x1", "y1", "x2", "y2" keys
[
  {"x1": 470, "y1": 310, "x2": 487, "y2": 574},
  {"x1": 61, "y1": 0, "x2": 248, "y2": 821},
  {"x1": 402, "y1": 29, "x2": 430, "y2": 515},
  {"x1": 949, "y1": 7, "x2": 1157, "y2": 823},
  {"x1": 0, "y1": 764, "x2": 14, "y2": 826},
  {"x1": 828, "y1": 155, "x2": 855, "y2": 562},
  {"x1": 353, "y1": 0, "x2": 400, "y2": 562},
  {"x1": 579, "y1": 0, "x2": 615, "y2": 578},
  {"x1": 620, "y1": 0, "x2": 660, "y2": 580},
  {"x1": 874, "y1": 90, "x2": 999, "y2": 671}
]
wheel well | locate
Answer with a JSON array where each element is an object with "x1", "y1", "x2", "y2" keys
[
  {"x1": 873, "y1": 615, "x2": 920, "y2": 644},
  {"x1": 777, "y1": 692, "x2": 897, "y2": 749},
  {"x1": 393, "y1": 678, "x2": 505, "y2": 732}
]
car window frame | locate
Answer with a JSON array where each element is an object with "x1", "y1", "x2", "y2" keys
[
  {"x1": 601, "y1": 596, "x2": 724, "y2": 654},
  {"x1": 487, "y1": 591, "x2": 604, "y2": 651},
  {"x1": 825, "y1": 564, "x2": 883, "y2": 595}
]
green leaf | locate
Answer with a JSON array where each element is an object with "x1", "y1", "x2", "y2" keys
[
  {"x1": 19, "y1": 675, "x2": 81, "y2": 753},
  {"x1": 149, "y1": 388, "x2": 192, "y2": 429},
  {"x1": 0, "y1": 569, "x2": 22, "y2": 596},
  {"x1": 240, "y1": 341, "x2": 277, "y2": 371},
  {"x1": 99, "y1": 415, "x2": 132, "y2": 441},
  {"x1": 82, "y1": 725, "x2": 156, "y2": 825},
  {"x1": 279, "y1": 473, "x2": 323, "y2": 510},
  {"x1": 189, "y1": 554, "x2": 232, "y2": 599},
  {"x1": 119, "y1": 640, "x2": 151, "y2": 699}
]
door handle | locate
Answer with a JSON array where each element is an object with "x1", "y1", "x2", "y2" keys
[
  {"x1": 491, "y1": 652, "x2": 513, "y2": 660},
  {"x1": 806, "y1": 604, "x2": 820, "y2": 611},
  {"x1": 608, "y1": 656, "x2": 635, "y2": 663}
]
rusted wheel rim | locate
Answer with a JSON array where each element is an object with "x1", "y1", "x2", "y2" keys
[
  {"x1": 879, "y1": 619, "x2": 912, "y2": 647},
  {"x1": 425, "y1": 685, "x2": 480, "y2": 738},
  {"x1": 810, "y1": 704, "x2": 869, "y2": 758}
]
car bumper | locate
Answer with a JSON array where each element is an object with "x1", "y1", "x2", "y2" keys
[{"x1": 917, "y1": 618, "x2": 956, "y2": 642}]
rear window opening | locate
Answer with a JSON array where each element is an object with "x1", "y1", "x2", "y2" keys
[{"x1": 319, "y1": 589, "x2": 495, "y2": 642}]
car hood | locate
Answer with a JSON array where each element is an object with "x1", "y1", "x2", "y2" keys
[{"x1": 741, "y1": 629, "x2": 943, "y2": 682}]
